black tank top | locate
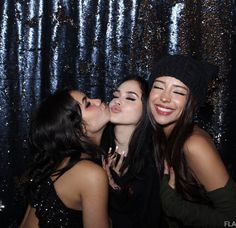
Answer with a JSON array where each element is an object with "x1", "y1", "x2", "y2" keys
[{"x1": 31, "y1": 177, "x2": 83, "y2": 227}]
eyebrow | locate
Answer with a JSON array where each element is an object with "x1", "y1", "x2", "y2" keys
[
  {"x1": 154, "y1": 79, "x2": 188, "y2": 91},
  {"x1": 114, "y1": 89, "x2": 140, "y2": 97}
]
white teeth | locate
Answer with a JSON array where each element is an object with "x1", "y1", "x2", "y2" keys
[{"x1": 157, "y1": 106, "x2": 172, "y2": 113}]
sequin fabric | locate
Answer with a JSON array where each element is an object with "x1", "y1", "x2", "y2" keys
[
  {"x1": 0, "y1": 0, "x2": 235, "y2": 226},
  {"x1": 31, "y1": 178, "x2": 83, "y2": 227}
]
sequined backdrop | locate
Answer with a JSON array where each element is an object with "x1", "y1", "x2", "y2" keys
[{"x1": 0, "y1": 0, "x2": 235, "y2": 226}]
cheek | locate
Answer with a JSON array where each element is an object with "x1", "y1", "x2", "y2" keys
[
  {"x1": 127, "y1": 102, "x2": 142, "y2": 112},
  {"x1": 148, "y1": 98, "x2": 155, "y2": 112},
  {"x1": 131, "y1": 104, "x2": 143, "y2": 119},
  {"x1": 149, "y1": 89, "x2": 159, "y2": 100},
  {"x1": 109, "y1": 100, "x2": 115, "y2": 107},
  {"x1": 149, "y1": 104, "x2": 157, "y2": 118},
  {"x1": 82, "y1": 108, "x2": 98, "y2": 122},
  {"x1": 175, "y1": 97, "x2": 187, "y2": 110},
  {"x1": 149, "y1": 94, "x2": 159, "y2": 109},
  {"x1": 133, "y1": 110, "x2": 142, "y2": 121},
  {"x1": 118, "y1": 103, "x2": 142, "y2": 121}
]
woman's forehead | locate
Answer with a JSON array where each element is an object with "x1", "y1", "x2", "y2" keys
[
  {"x1": 118, "y1": 80, "x2": 142, "y2": 94},
  {"x1": 70, "y1": 90, "x2": 86, "y2": 104}
]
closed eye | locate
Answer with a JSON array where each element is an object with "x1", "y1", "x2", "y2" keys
[
  {"x1": 126, "y1": 97, "x2": 136, "y2": 101},
  {"x1": 85, "y1": 101, "x2": 91, "y2": 107},
  {"x1": 153, "y1": 85, "x2": 163, "y2": 90},
  {"x1": 173, "y1": 91, "x2": 187, "y2": 96}
]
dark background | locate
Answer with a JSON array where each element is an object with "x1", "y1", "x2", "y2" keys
[{"x1": 0, "y1": 1, "x2": 235, "y2": 226}]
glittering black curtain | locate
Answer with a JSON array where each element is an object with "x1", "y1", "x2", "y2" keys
[{"x1": 0, "y1": 0, "x2": 235, "y2": 226}]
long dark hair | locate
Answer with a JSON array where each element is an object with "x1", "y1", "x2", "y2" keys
[
  {"x1": 21, "y1": 89, "x2": 104, "y2": 201},
  {"x1": 149, "y1": 91, "x2": 210, "y2": 204},
  {"x1": 101, "y1": 76, "x2": 154, "y2": 177}
]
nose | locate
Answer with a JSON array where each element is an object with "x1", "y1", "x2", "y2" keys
[
  {"x1": 160, "y1": 91, "x2": 171, "y2": 103},
  {"x1": 91, "y1": 98, "x2": 102, "y2": 106},
  {"x1": 114, "y1": 99, "x2": 121, "y2": 105}
]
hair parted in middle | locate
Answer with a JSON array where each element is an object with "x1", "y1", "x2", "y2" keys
[
  {"x1": 148, "y1": 55, "x2": 216, "y2": 203},
  {"x1": 101, "y1": 76, "x2": 154, "y2": 176}
]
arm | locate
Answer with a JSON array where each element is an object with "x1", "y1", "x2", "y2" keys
[
  {"x1": 80, "y1": 162, "x2": 110, "y2": 228},
  {"x1": 19, "y1": 205, "x2": 31, "y2": 228},
  {"x1": 184, "y1": 129, "x2": 236, "y2": 219},
  {"x1": 184, "y1": 128, "x2": 229, "y2": 191},
  {"x1": 19, "y1": 205, "x2": 39, "y2": 228},
  {"x1": 160, "y1": 175, "x2": 226, "y2": 227},
  {"x1": 161, "y1": 129, "x2": 236, "y2": 226},
  {"x1": 207, "y1": 178, "x2": 236, "y2": 220}
]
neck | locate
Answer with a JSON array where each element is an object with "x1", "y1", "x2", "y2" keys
[
  {"x1": 87, "y1": 130, "x2": 103, "y2": 145},
  {"x1": 114, "y1": 125, "x2": 135, "y2": 153},
  {"x1": 163, "y1": 123, "x2": 175, "y2": 138}
]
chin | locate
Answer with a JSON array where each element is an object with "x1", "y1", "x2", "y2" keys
[
  {"x1": 109, "y1": 117, "x2": 120, "y2": 124},
  {"x1": 154, "y1": 118, "x2": 172, "y2": 126}
]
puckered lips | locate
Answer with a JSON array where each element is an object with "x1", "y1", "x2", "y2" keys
[
  {"x1": 154, "y1": 104, "x2": 174, "y2": 116},
  {"x1": 110, "y1": 105, "x2": 121, "y2": 113}
]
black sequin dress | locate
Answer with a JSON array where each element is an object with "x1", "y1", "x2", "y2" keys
[{"x1": 30, "y1": 178, "x2": 83, "y2": 227}]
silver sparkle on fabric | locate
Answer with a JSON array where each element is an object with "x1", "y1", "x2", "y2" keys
[
  {"x1": 0, "y1": 200, "x2": 5, "y2": 212},
  {"x1": 168, "y1": 3, "x2": 185, "y2": 54}
]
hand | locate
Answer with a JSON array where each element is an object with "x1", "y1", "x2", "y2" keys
[
  {"x1": 164, "y1": 160, "x2": 176, "y2": 189},
  {"x1": 102, "y1": 147, "x2": 121, "y2": 191},
  {"x1": 111, "y1": 148, "x2": 127, "y2": 176},
  {"x1": 103, "y1": 146, "x2": 127, "y2": 175}
]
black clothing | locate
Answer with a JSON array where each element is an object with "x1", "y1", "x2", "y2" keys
[
  {"x1": 149, "y1": 54, "x2": 218, "y2": 106},
  {"x1": 30, "y1": 178, "x2": 83, "y2": 228},
  {"x1": 109, "y1": 161, "x2": 161, "y2": 228}
]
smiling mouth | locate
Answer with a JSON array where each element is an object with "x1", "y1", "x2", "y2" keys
[{"x1": 155, "y1": 105, "x2": 174, "y2": 115}]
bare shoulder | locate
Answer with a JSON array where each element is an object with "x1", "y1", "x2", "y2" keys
[
  {"x1": 57, "y1": 159, "x2": 108, "y2": 192},
  {"x1": 73, "y1": 160, "x2": 108, "y2": 187},
  {"x1": 183, "y1": 126, "x2": 228, "y2": 191},
  {"x1": 184, "y1": 126, "x2": 215, "y2": 154},
  {"x1": 75, "y1": 163, "x2": 109, "y2": 228}
]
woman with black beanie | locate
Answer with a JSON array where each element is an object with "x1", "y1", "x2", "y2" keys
[{"x1": 148, "y1": 54, "x2": 236, "y2": 228}]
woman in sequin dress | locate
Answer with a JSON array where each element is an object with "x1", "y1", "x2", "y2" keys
[
  {"x1": 148, "y1": 55, "x2": 236, "y2": 227},
  {"x1": 101, "y1": 77, "x2": 161, "y2": 228},
  {"x1": 19, "y1": 89, "x2": 111, "y2": 228}
]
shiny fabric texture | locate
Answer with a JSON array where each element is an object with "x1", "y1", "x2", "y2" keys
[
  {"x1": 0, "y1": 0, "x2": 235, "y2": 226},
  {"x1": 31, "y1": 178, "x2": 83, "y2": 227}
]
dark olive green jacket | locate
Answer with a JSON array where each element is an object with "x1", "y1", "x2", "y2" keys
[{"x1": 160, "y1": 175, "x2": 236, "y2": 228}]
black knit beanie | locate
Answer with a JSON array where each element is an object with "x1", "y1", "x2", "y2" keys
[{"x1": 149, "y1": 55, "x2": 218, "y2": 106}]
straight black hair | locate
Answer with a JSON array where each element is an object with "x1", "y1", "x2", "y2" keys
[{"x1": 101, "y1": 76, "x2": 154, "y2": 177}]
